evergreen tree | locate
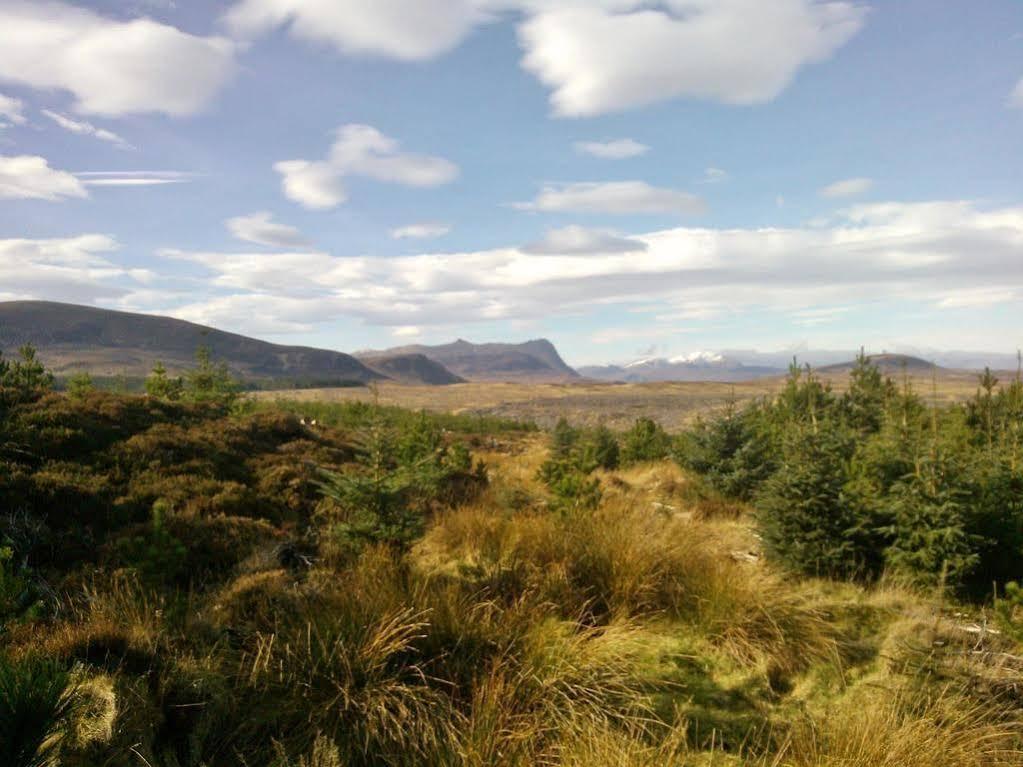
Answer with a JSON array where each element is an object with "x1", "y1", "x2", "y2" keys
[
  {"x1": 757, "y1": 425, "x2": 868, "y2": 578},
  {"x1": 620, "y1": 417, "x2": 671, "y2": 465},
  {"x1": 65, "y1": 371, "x2": 94, "y2": 399},
  {"x1": 182, "y1": 346, "x2": 239, "y2": 406},
  {"x1": 841, "y1": 349, "x2": 895, "y2": 434},
  {"x1": 145, "y1": 361, "x2": 183, "y2": 400}
]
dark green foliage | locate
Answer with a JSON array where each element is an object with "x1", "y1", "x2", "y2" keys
[
  {"x1": 111, "y1": 500, "x2": 189, "y2": 587},
  {"x1": 0, "y1": 345, "x2": 54, "y2": 413},
  {"x1": 579, "y1": 424, "x2": 620, "y2": 472},
  {"x1": 0, "y1": 656, "x2": 79, "y2": 767},
  {"x1": 676, "y1": 402, "x2": 774, "y2": 500},
  {"x1": 620, "y1": 417, "x2": 671, "y2": 465},
  {"x1": 551, "y1": 417, "x2": 579, "y2": 459},
  {"x1": 756, "y1": 425, "x2": 870, "y2": 578},
  {"x1": 0, "y1": 544, "x2": 44, "y2": 634},
  {"x1": 182, "y1": 346, "x2": 240, "y2": 407},
  {"x1": 841, "y1": 349, "x2": 896, "y2": 434},
  {"x1": 536, "y1": 420, "x2": 619, "y2": 511},
  {"x1": 316, "y1": 416, "x2": 486, "y2": 552},
  {"x1": 536, "y1": 457, "x2": 602, "y2": 513},
  {"x1": 680, "y1": 353, "x2": 1023, "y2": 594}
]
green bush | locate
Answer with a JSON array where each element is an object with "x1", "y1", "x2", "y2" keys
[
  {"x1": 619, "y1": 418, "x2": 671, "y2": 465},
  {"x1": 537, "y1": 458, "x2": 602, "y2": 514},
  {"x1": 317, "y1": 419, "x2": 485, "y2": 552}
]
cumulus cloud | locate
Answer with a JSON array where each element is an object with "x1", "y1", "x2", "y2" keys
[
  {"x1": 41, "y1": 110, "x2": 133, "y2": 149},
  {"x1": 0, "y1": 155, "x2": 87, "y2": 200},
  {"x1": 152, "y1": 201, "x2": 1023, "y2": 337},
  {"x1": 522, "y1": 225, "x2": 648, "y2": 255},
  {"x1": 0, "y1": 234, "x2": 142, "y2": 303},
  {"x1": 276, "y1": 124, "x2": 458, "y2": 209},
  {"x1": 0, "y1": 93, "x2": 26, "y2": 125},
  {"x1": 391, "y1": 223, "x2": 452, "y2": 240},
  {"x1": 820, "y1": 177, "x2": 873, "y2": 198},
  {"x1": 514, "y1": 181, "x2": 705, "y2": 215},
  {"x1": 519, "y1": 0, "x2": 866, "y2": 117},
  {"x1": 226, "y1": 211, "x2": 309, "y2": 248},
  {"x1": 221, "y1": 2, "x2": 863, "y2": 118},
  {"x1": 0, "y1": 0, "x2": 236, "y2": 116},
  {"x1": 224, "y1": 0, "x2": 483, "y2": 60},
  {"x1": 574, "y1": 138, "x2": 649, "y2": 159}
]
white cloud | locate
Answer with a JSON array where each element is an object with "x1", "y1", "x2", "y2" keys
[
  {"x1": 41, "y1": 110, "x2": 133, "y2": 149},
  {"x1": 276, "y1": 124, "x2": 458, "y2": 210},
  {"x1": 820, "y1": 177, "x2": 873, "y2": 198},
  {"x1": 515, "y1": 181, "x2": 705, "y2": 215},
  {"x1": 936, "y1": 288, "x2": 1016, "y2": 309},
  {"x1": 574, "y1": 138, "x2": 649, "y2": 159},
  {"x1": 392, "y1": 326, "x2": 422, "y2": 338},
  {"x1": 703, "y1": 167, "x2": 729, "y2": 183},
  {"x1": 0, "y1": 155, "x2": 87, "y2": 200},
  {"x1": 0, "y1": 93, "x2": 26, "y2": 125},
  {"x1": 151, "y1": 200, "x2": 1023, "y2": 337},
  {"x1": 77, "y1": 171, "x2": 194, "y2": 187},
  {"x1": 224, "y1": 0, "x2": 483, "y2": 60},
  {"x1": 391, "y1": 223, "x2": 451, "y2": 240},
  {"x1": 0, "y1": 234, "x2": 143, "y2": 303},
  {"x1": 0, "y1": 0, "x2": 236, "y2": 117},
  {"x1": 522, "y1": 225, "x2": 647, "y2": 255},
  {"x1": 226, "y1": 211, "x2": 309, "y2": 248},
  {"x1": 519, "y1": 0, "x2": 866, "y2": 117},
  {"x1": 1010, "y1": 77, "x2": 1023, "y2": 109}
]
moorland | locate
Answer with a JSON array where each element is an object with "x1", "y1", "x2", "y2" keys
[{"x1": 1, "y1": 345, "x2": 1022, "y2": 766}]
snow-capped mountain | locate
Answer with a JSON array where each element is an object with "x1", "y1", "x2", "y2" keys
[{"x1": 579, "y1": 352, "x2": 782, "y2": 382}]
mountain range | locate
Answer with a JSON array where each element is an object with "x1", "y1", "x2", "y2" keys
[
  {"x1": 356, "y1": 339, "x2": 579, "y2": 382},
  {"x1": 1, "y1": 301, "x2": 1013, "y2": 388},
  {"x1": 0, "y1": 302, "x2": 578, "y2": 386},
  {"x1": 578, "y1": 351, "x2": 784, "y2": 383}
]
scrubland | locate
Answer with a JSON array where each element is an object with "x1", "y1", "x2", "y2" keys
[{"x1": 1, "y1": 347, "x2": 1021, "y2": 766}]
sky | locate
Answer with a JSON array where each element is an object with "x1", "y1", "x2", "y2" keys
[{"x1": 0, "y1": 0, "x2": 1021, "y2": 366}]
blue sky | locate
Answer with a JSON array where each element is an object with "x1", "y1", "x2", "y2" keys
[{"x1": 0, "y1": 0, "x2": 1021, "y2": 365}]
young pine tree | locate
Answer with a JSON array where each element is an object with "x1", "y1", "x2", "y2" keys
[{"x1": 145, "y1": 361, "x2": 183, "y2": 400}]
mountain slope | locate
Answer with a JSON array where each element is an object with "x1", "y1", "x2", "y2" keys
[
  {"x1": 358, "y1": 353, "x2": 466, "y2": 385},
  {"x1": 0, "y1": 301, "x2": 385, "y2": 385},
  {"x1": 818, "y1": 353, "x2": 939, "y2": 375},
  {"x1": 358, "y1": 338, "x2": 579, "y2": 382}
]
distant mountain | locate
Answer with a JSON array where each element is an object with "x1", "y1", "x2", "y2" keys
[
  {"x1": 579, "y1": 352, "x2": 783, "y2": 383},
  {"x1": 0, "y1": 301, "x2": 392, "y2": 386},
  {"x1": 358, "y1": 353, "x2": 466, "y2": 385},
  {"x1": 818, "y1": 353, "x2": 939, "y2": 375},
  {"x1": 358, "y1": 338, "x2": 579, "y2": 382}
]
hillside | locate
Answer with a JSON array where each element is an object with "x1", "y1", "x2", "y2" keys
[
  {"x1": 358, "y1": 352, "x2": 466, "y2": 385},
  {"x1": 358, "y1": 338, "x2": 579, "y2": 382},
  {"x1": 0, "y1": 301, "x2": 387, "y2": 386},
  {"x1": 818, "y1": 353, "x2": 939, "y2": 375}
]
